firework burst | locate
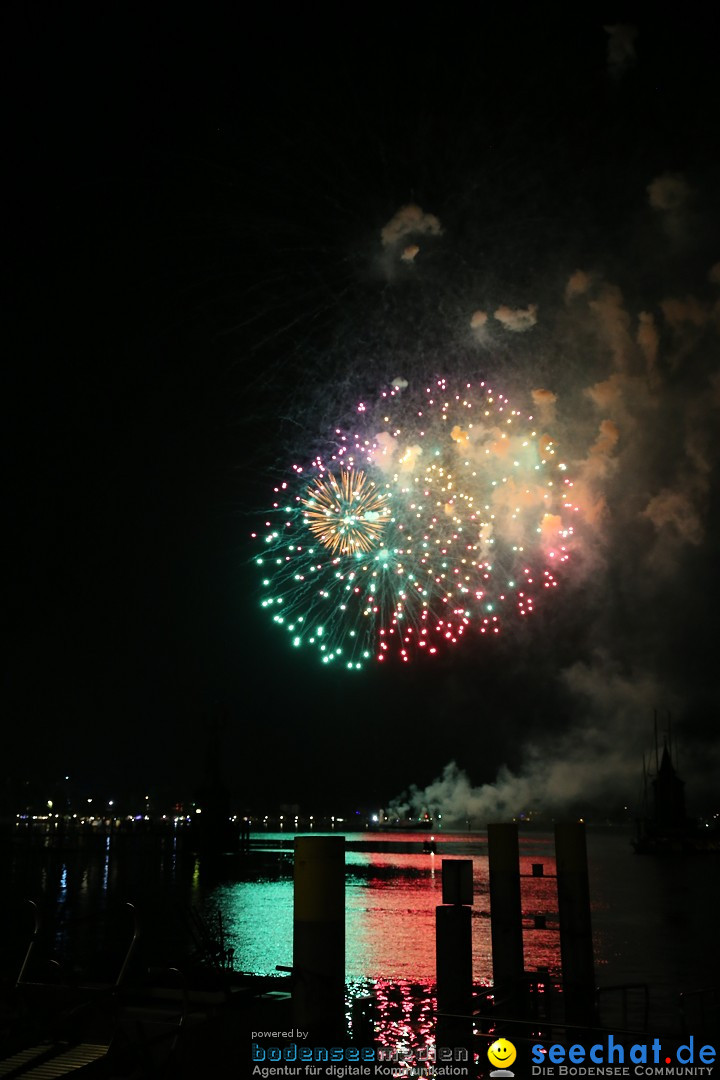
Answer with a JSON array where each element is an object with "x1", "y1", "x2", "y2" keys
[
  {"x1": 301, "y1": 468, "x2": 390, "y2": 555},
  {"x1": 254, "y1": 377, "x2": 580, "y2": 669}
]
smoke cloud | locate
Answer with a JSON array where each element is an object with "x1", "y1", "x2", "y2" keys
[
  {"x1": 494, "y1": 304, "x2": 538, "y2": 332},
  {"x1": 379, "y1": 172, "x2": 720, "y2": 823},
  {"x1": 648, "y1": 173, "x2": 694, "y2": 243},
  {"x1": 381, "y1": 204, "x2": 444, "y2": 249},
  {"x1": 604, "y1": 24, "x2": 638, "y2": 76},
  {"x1": 390, "y1": 656, "x2": 680, "y2": 825}
]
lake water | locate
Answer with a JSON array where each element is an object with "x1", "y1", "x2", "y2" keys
[
  {"x1": 201, "y1": 828, "x2": 720, "y2": 1034},
  {"x1": 4, "y1": 825, "x2": 719, "y2": 1039}
]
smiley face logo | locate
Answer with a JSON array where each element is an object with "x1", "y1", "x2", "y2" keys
[{"x1": 488, "y1": 1038, "x2": 517, "y2": 1071}]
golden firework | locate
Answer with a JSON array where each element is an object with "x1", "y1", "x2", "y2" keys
[{"x1": 302, "y1": 469, "x2": 389, "y2": 555}]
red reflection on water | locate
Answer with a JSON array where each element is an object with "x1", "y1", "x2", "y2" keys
[
  {"x1": 372, "y1": 979, "x2": 436, "y2": 1052},
  {"x1": 345, "y1": 832, "x2": 561, "y2": 982},
  {"x1": 348, "y1": 977, "x2": 436, "y2": 1063}
]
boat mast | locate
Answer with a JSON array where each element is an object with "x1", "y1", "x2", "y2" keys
[{"x1": 654, "y1": 709, "x2": 659, "y2": 774}]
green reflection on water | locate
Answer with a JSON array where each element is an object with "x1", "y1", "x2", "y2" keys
[{"x1": 202, "y1": 879, "x2": 294, "y2": 974}]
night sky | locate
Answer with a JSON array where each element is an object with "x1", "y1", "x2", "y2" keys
[{"x1": 5, "y1": 7, "x2": 719, "y2": 817}]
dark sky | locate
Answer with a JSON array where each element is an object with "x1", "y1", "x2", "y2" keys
[{"x1": 5, "y1": 7, "x2": 719, "y2": 815}]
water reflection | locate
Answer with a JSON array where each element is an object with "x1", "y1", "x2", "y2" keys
[
  {"x1": 203, "y1": 877, "x2": 294, "y2": 974},
  {"x1": 378, "y1": 979, "x2": 435, "y2": 1056},
  {"x1": 4, "y1": 825, "x2": 718, "y2": 1035},
  {"x1": 103, "y1": 835, "x2": 110, "y2": 892},
  {"x1": 203, "y1": 834, "x2": 562, "y2": 983}
]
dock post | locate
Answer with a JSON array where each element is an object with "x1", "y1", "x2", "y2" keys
[
  {"x1": 554, "y1": 822, "x2": 595, "y2": 1028},
  {"x1": 487, "y1": 823, "x2": 525, "y2": 1020},
  {"x1": 293, "y1": 835, "x2": 346, "y2": 1039},
  {"x1": 436, "y1": 859, "x2": 474, "y2": 1055}
]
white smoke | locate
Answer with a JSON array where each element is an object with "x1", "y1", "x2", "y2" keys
[
  {"x1": 391, "y1": 656, "x2": 678, "y2": 825},
  {"x1": 386, "y1": 210, "x2": 720, "y2": 821}
]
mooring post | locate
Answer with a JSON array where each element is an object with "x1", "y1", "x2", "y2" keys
[
  {"x1": 436, "y1": 859, "x2": 474, "y2": 1054},
  {"x1": 487, "y1": 822, "x2": 525, "y2": 1020},
  {"x1": 293, "y1": 835, "x2": 346, "y2": 1039},
  {"x1": 554, "y1": 821, "x2": 595, "y2": 1028}
]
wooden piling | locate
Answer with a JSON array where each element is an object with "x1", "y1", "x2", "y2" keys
[
  {"x1": 554, "y1": 822, "x2": 595, "y2": 1028},
  {"x1": 487, "y1": 823, "x2": 525, "y2": 1018},
  {"x1": 293, "y1": 835, "x2": 345, "y2": 1039},
  {"x1": 436, "y1": 859, "x2": 474, "y2": 1052}
]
